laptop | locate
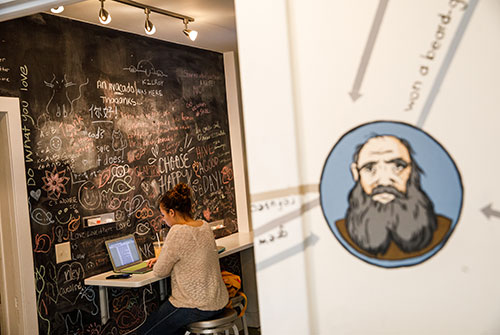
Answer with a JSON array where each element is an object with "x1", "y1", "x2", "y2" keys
[{"x1": 105, "y1": 235, "x2": 152, "y2": 274}]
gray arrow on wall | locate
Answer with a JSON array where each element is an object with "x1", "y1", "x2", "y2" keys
[
  {"x1": 349, "y1": 0, "x2": 389, "y2": 101},
  {"x1": 481, "y1": 204, "x2": 500, "y2": 220},
  {"x1": 253, "y1": 197, "x2": 321, "y2": 271},
  {"x1": 416, "y1": 0, "x2": 478, "y2": 128}
]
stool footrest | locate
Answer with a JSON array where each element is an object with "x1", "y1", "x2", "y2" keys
[
  {"x1": 187, "y1": 308, "x2": 237, "y2": 328},
  {"x1": 187, "y1": 323, "x2": 238, "y2": 334}
]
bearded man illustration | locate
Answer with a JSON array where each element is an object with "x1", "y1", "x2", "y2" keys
[{"x1": 335, "y1": 135, "x2": 452, "y2": 260}]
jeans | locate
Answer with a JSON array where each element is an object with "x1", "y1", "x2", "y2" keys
[{"x1": 137, "y1": 298, "x2": 224, "y2": 335}]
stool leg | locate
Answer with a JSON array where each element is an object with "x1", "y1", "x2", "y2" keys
[
  {"x1": 232, "y1": 324, "x2": 239, "y2": 334},
  {"x1": 241, "y1": 313, "x2": 249, "y2": 335},
  {"x1": 183, "y1": 331, "x2": 190, "y2": 335}
]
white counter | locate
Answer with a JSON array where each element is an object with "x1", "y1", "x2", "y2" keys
[{"x1": 84, "y1": 231, "x2": 254, "y2": 323}]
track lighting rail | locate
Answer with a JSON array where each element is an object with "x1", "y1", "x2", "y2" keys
[{"x1": 112, "y1": 0, "x2": 194, "y2": 23}]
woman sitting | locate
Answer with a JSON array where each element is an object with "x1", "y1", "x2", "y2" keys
[{"x1": 138, "y1": 183, "x2": 228, "y2": 335}]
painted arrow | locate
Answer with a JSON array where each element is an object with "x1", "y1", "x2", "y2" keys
[
  {"x1": 481, "y1": 204, "x2": 500, "y2": 220},
  {"x1": 416, "y1": 0, "x2": 478, "y2": 127},
  {"x1": 349, "y1": 0, "x2": 389, "y2": 102},
  {"x1": 253, "y1": 197, "x2": 321, "y2": 270}
]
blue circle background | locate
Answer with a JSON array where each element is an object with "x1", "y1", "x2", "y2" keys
[{"x1": 320, "y1": 121, "x2": 463, "y2": 268}]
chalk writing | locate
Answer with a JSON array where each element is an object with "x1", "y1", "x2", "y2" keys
[
  {"x1": 0, "y1": 13, "x2": 236, "y2": 335},
  {"x1": 123, "y1": 59, "x2": 169, "y2": 78},
  {"x1": 404, "y1": 0, "x2": 468, "y2": 111},
  {"x1": 259, "y1": 225, "x2": 289, "y2": 244},
  {"x1": 252, "y1": 196, "x2": 297, "y2": 212},
  {"x1": 0, "y1": 56, "x2": 10, "y2": 82}
]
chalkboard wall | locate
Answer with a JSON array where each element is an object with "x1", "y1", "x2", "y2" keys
[{"x1": 0, "y1": 13, "x2": 238, "y2": 334}]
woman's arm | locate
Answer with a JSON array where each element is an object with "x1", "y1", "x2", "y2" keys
[{"x1": 152, "y1": 228, "x2": 181, "y2": 277}]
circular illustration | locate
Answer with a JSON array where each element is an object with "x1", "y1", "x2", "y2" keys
[{"x1": 320, "y1": 121, "x2": 462, "y2": 268}]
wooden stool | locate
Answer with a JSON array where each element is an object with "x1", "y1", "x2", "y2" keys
[{"x1": 184, "y1": 308, "x2": 239, "y2": 335}]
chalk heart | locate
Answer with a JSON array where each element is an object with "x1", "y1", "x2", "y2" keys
[
  {"x1": 57, "y1": 262, "x2": 85, "y2": 305},
  {"x1": 30, "y1": 189, "x2": 41, "y2": 201}
]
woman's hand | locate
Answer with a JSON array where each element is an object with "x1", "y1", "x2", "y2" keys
[{"x1": 147, "y1": 257, "x2": 158, "y2": 268}]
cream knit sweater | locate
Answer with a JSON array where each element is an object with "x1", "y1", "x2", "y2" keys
[{"x1": 153, "y1": 221, "x2": 229, "y2": 311}]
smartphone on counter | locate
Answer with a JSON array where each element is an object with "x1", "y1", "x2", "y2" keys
[{"x1": 106, "y1": 273, "x2": 131, "y2": 279}]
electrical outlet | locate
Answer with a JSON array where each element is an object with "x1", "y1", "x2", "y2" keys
[{"x1": 55, "y1": 242, "x2": 72, "y2": 263}]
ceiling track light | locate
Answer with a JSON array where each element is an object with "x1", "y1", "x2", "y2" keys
[
  {"x1": 98, "y1": 0, "x2": 111, "y2": 25},
  {"x1": 100, "y1": 0, "x2": 197, "y2": 40},
  {"x1": 183, "y1": 19, "x2": 198, "y2": 41},
  {"x1": 50, "y1": 6, "x2": 64, "y2": 14},
  {"x1": 144, "y1": 8, "x2": 156, "y2": 35}
]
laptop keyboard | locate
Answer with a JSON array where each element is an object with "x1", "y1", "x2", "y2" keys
[
  {"x1": 119, "y1": 261, "x2": 152, "y2": 274},
  {"x1": 126, "y1": 261, "x2": 148, "y2": 271}
]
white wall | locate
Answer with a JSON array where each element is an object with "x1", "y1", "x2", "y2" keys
[
  {"x1": 234, "y1": 0, "x2": 312, "y2": 334},
  {"x1": 224, "y1": 52, "x2": 251, "y2": 233},
  {"x1": 236, "y1": 0, "x2": 500, "y2": 334},
  {"x1": 223, "y1": 51, "x2": 261, "y2": 327},
  {"x1": 0, "y1": 97, "x2": 38, "y2": 335}
]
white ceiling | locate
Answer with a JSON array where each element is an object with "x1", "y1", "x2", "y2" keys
[{"x1": 0, "y1": 0, "x2": 238, "y2": 53}]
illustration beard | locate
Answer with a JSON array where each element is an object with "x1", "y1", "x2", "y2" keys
[{"x1": 345, "y1": 171, "x2": 437, "y2": 255}]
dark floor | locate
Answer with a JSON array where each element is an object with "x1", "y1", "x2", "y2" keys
[{"x1": 248, "y1": 327, "x2": 261, "y2": 335}]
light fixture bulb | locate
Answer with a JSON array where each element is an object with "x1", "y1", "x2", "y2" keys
[
  {"x1": 98, "y1": 0, "x2": 111, "y2": 25},
  {"x1": 186, "y1": 29, "x2": 198, "y2": 41},
  {"x1": 182, "y1": 20, "x2": 198, "y2": 41},
  {"x1": 99, "y1": 9, "x2": 111, "y2": 24},
  {"x1": 145, "y1": 20, "x2": 156, "y2": 35},
  {"x1": 50, "y1": 6, "x2": 64, "y2": 14},
  {"x1": 144, "y1": 8, "x2": 156, "y2": 35}
]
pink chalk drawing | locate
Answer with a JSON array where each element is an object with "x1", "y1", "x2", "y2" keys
[{"x1": 42, "y1": 166, "x2": 70, "y2": 200}]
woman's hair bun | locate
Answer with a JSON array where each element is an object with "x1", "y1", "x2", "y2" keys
[
  {"x1": 158, "y1": 183, "x2": 192, "y2": 214},
  {"x1": 174, "y1": 183, "x2": 191, "y2": 197}
]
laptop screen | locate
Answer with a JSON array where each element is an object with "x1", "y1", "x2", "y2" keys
[{"x1": 106, "y1": 236, "x2": 141, "y2": 268}]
